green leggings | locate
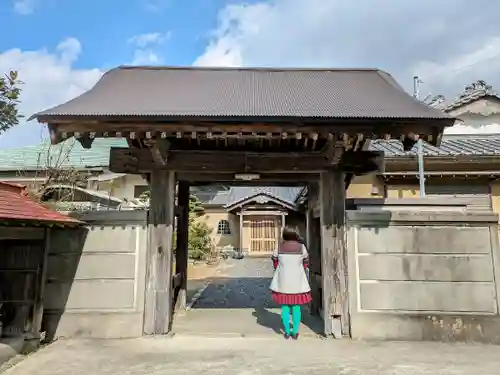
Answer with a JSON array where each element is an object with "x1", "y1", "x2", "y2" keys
[{"x1": 281, "y1": 305, "x2": 301, "y2": 335}]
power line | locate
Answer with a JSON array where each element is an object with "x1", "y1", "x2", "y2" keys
[{"x1": 419, "y1": 52, "x2": 500, "y2": 91}]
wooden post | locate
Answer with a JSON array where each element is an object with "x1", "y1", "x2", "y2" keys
[
  {"x1": 320, "y1": 169, "x2": 349, "y2": 338},
  {"x1": 306, "y1": 183, "x2": 321, "y2": 316},
  {"x1": 144, "y1": 170, "x2": 176, "y2": 335},
  {"x1": 174, "y1": 181, "x2": 190, "y2": 312},
  {"x1": 31, "y1": 228, "x2": 51, "y2": 337}
]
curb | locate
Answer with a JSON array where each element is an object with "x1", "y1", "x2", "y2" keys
[{"x1": 186, "y1": 282, "x2": 209, "y2": 311}]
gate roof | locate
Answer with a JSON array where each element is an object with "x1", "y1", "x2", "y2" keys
[{"x1": 32, "y1": 66, "x2": 451, "y2": 122}]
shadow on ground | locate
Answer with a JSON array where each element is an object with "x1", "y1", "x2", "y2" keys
[
  {"x1": 183, "y1": 276, "x2": 323, "y2": 336},
  {"x1": 191, "y1": 277, "x2": 276, "y2": 309},
  {"x1": 252, "y1": 306, "x2": 323, "y2": 336}
]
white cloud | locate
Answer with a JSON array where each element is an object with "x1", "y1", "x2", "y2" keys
[
  {"x1": 127, "y1": 32, "x2": 171, "y2": 65},
  {"x1": 13, "y1": 0, "x2": 36, "y2": 14},
  {"x1": 131, "y1": 50, "x2": 161, "y2": 65},
  {"x1": 194, "y1": 0, "x2": 500, "y2": 134},
  {"x1": 0, "y1": 38, "x2": 102, "y2": 148},
  {"x1": 415, "y1": 37, "x2": 500, "y2": 98},
  {"x1": 128, "y1": 32, "x2": 170, "y2": 48}
]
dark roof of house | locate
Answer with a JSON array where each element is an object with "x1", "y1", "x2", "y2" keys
[
  {"x1": 196, "y1": 186, "x2": 303, "y2": 207},
  {"x1": 33, "y1": 66, "x2": 451, "y2": 121},
  {"x1": 370, "y1": 134, "x2": 500, "y2": 157},
  {"x1": 0, "y1": 182, "x2": 81, "y2": 226}
]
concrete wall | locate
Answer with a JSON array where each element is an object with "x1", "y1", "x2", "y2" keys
[
  {"x1": 491, "y1": 180, "x2": 500, "y2": 246},
  {"x1": 346, "y1": 208, "x2": 500, "y2": 343},
  {"x1": 43, "y1": 211, "x2": 147, "y2": 339},
  {"x1": 445, "y1": 103, "x2": 500, "y2": 134}
]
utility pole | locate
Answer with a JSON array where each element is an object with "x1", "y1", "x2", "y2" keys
[{"x1": 413, "y1": 76, "x2": 426, "y2": 197}]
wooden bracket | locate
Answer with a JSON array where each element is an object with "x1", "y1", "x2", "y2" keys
[
  {"x1": 150, "y1": 140, "x2": 171, "y2": 167},
  {"x1": 76, "y1": 136, "x2": 95, "y2": 149},
  {"x1": 48, "y1": 124, "x2": 62, "y2": 145},
  {"x1": 324, "y1": 141, "x2": 344, "y2": 166}
]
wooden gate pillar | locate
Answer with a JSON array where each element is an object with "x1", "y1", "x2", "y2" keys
[
  {"x1": 320, "y1": 169, "x2": 349, "y2": 338},
  {"x1": 174, "y1": 181, "x2": 190, "y2": 313},
  {"x1": 144, "y1": 170, "x2": 176, "y2": 335},
  {"x1": 306, "y1": 183, "x2": 321, "y2": 316}
]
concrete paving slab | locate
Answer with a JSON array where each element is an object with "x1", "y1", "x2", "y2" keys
[
  {"x1": 173, "y1": 308, "x2": 323, "y2": 337},
  {"x1": 3, "y1": 336, "x2": 500, "y2": 375}
]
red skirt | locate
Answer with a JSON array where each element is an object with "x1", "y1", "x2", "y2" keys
[{"x1": 271, "y1": 291, "x2": 312, "y2": 305}]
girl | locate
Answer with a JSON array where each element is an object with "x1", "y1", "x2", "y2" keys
[{"x1": 269, "y1": 227, "x2": 311, "y2": 339}]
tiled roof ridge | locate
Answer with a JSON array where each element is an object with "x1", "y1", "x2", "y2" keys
[{"x1": 431, "y1": 80, "x2": 500, "y2": 111}]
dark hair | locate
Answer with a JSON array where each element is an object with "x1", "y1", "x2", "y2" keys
[{"x1": 282, "y1": 227, "x2": 301, "y2": 242}]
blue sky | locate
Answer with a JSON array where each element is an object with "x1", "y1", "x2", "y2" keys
[
  {"x1": 2, "y1": 0, "x2": 240, "y2": 148},
  {"x1": 3, "y1": 0, "x2": 225, "y2": 67},
  {"x1": 2, "y1": 0, "x2": 499, "y2": 148}
]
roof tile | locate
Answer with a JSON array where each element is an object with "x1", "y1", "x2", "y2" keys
[
  {"x1": 370, "y1": 134, "x2": 500, "y2": 157},
  {"x1": 0, "y1": 182, "x2": 81, "y2": 225}
]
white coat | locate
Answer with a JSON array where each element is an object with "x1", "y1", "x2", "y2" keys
[{"x1": 269, "y1": 243, "x2": 311, "y2": 294}]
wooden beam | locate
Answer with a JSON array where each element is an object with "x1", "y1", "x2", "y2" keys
[
  {"x1": 110, "y1": 148, "x2": 331, "y2": 173},
  {"x1": 176, "y1": 172, "x2": 318, "y2": 185},
  {"x1": 47, "y1": 120, "x2": 380, "y2": 135},
  {"x1": 143, "y1": 170, "x2": 176, "y2": 335},
  {"x1": 320, "y1": 169, "x2": 349, "y2": 338},
  {"x1": 174, "y1": 181, "x2": 189, "y2": 314},
  {"x1": 0, "y1": 227, "x2": 45, "y2": 240}
]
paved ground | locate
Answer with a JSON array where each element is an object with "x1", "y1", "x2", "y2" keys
[
  {"x1": 177, "y1": 257, "x2": 323, "y2": 336},
  {"x1": 4, "y1": 335, "x2": 500, "y2": 374},
  {"x1": 4, "y1": 257, "x2": 500, "y2": 374},
  {"x1": 189, "y1": 257, "x2": 277, "y2": 309}
]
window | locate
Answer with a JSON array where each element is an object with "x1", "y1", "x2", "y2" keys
[
  {"x1": 217, "y1": 220, "x2": 231, "y2": 235},
  {"x1": 134, "y1": 185, "x2": 149, "y2": 198}
]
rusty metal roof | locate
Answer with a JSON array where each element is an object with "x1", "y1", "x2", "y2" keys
[{"x1": 33, "y1": 66, "x2": 451, "y2": 121}]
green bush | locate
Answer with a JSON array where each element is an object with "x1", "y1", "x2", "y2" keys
[
  {"x1": 188, "y1": 195, "x2": 212, "y2": 260},
  {"x1": 139, "y1": 190, "x2": 213, "y2": 261}
]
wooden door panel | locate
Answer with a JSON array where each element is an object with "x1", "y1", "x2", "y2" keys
[{"x1": 249, "y1": 215, "x2": 278, "y2": 254}]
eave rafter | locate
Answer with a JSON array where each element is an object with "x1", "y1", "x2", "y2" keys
[
  {"x1": 45, "y1": 119, "x2": 444, "y2": 180},
  {"x1": 46, "y1": 119, "x2": 445, "y2": 151}
]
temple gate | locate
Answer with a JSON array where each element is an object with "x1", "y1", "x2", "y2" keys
[{"x1": 31, "y1": 66, "x2": 454, "y2": 337}]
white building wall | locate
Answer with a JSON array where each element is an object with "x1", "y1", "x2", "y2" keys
[{"x1": 445, "y1": 113, "x2": 500, "y2": 135}]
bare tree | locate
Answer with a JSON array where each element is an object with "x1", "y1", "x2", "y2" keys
[{"x1": 15, "y1": 138, "x2": 91, "y2": 205}]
